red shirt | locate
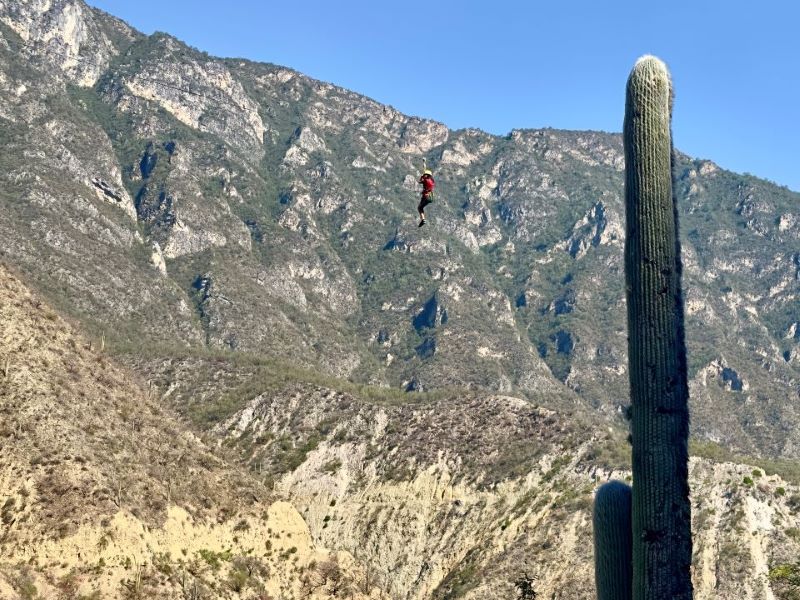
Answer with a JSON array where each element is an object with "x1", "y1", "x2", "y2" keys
[{"x1": 420, "y1": 174, "x2": 435, "y2": 193}]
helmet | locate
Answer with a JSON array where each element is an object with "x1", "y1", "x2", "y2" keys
[{"x1": 423, "y1": 169, "x2": 432, "y2": 175}]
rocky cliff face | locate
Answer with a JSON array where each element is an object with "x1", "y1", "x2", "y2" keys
[
  {"x1": 0, "y1": 264, "x2": 382, "y2": 600},
  {"x1": 0, "y1": 0, "x2": 797, "y2": 452},
  {"x1": 0, "y1": 0, "x2": 136, "y2": 86},
  {"x1": 126, "y1": 354, "x2": 800, "y2": 600},
  {"x1": 6, "y1": 260, "x2": 800, "y2": 599}
]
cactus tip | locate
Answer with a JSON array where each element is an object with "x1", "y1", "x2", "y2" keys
[
  {"x1": 634, "y1": 54, "x2": 666, "y2": 67},
  {"x1": 630, "y1": 55, "x2": 670, "y2": 79}
]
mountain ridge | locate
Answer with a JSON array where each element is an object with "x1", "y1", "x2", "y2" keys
[{"x1": 0, "y1": 0, "x2": 796, "y2": 460}]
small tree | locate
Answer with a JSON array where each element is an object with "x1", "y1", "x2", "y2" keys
[{"x1": 514, "y1": 573, "x2": 538, "y2": 599}]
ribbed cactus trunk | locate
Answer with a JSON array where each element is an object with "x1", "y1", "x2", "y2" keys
[
  {"x1": 593, "y1": 481, "x2": 633, "y2": 600},
  {"x1": 624, "y1": 56, "x2": 693, "y2": 599}
]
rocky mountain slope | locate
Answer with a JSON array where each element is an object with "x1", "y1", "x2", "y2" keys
[
  {"x1": 0, "y1": 0, "x2": 797, "y2": 459},
  {"x1": 5, "y1": 261, "x2": 800, "y2": 599},
  {"x1": 0, "y1": 262, "x2": 377, "y2": 599},
  {"x1": 123, "y1": 349, "x2": 800, "y2": 600}
]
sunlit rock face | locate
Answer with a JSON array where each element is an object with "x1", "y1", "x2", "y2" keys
[{"x1": 0, "y1": 0, "x2": 797, "y2": 458}]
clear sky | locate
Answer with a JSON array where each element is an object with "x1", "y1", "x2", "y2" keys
[{"x1": 87, "y1": 1, "x2": 799, "y2": 192}]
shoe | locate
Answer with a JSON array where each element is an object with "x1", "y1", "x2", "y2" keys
[{"x1": 418, "y1": 218, "x2": 426, "y2": 227}]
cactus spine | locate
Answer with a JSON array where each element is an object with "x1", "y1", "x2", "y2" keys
[
  {"x1": 593, "y1": 480, "x2": 632, "y2": 600},
  {"x1": 624, "y1": 55, "x2": 692, "y2": 599}
]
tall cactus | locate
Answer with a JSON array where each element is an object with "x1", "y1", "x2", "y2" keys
[
  {"x1": 593, "y1": 55, "x2": 692, "y2": 600},
  {"x1": 624, "y1": 54, "x2": 692, "y2": 600}
]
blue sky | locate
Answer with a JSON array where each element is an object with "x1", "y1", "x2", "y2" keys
[{"x1": 88, "y1": 1, "x2": 799, "y2": 192}]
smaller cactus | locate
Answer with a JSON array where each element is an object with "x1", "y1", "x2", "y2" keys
[{"x1": 593, "y1": 481, "x2": 632, "y2": 600}]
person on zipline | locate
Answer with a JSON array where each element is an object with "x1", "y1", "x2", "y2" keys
[{"x1": 418, "y1": 167, "x2": 435, "y2": 227}]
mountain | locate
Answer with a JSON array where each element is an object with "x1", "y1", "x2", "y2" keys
[
  {"x1": 5, "y1": 261, "x2": 800, "y2": 600},
  {"x1": 0, "y1": 262, "x2": 382, "y2": 599},
  {"x1": 0, "y1": 0, "x2": 799, "y2": 598},
  {"x1": 0, "y1": 0, "x2": 798, "y2": 457}
]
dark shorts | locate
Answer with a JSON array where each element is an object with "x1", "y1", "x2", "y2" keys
[{"x1": 418, "y1": 193, "x2": 432, "y2": 212}]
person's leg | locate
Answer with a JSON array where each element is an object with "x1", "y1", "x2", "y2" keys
[
  {"x1": 418, "y1": 195, "x2": 428, "y2": 225},
  {"x1": 421, "y1": 195, "x2": 432, "y2": 214}
]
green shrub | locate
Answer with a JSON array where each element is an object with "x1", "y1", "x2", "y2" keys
[
  {"x1": 321, "y1": 459, "x2": 342, "y2": 475},
  {"x1": 197, "y1": 548, "x2": 232, "y2": 570},
  {"x1": 769, "y1": 563, "x2": 800, "y2": 586},
  {"x1": 226, "y1": 568, "x2": 249, "y2": 593},
  {"x1": 13, "y1": 569, "x2": 38, "y2": 600}
]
